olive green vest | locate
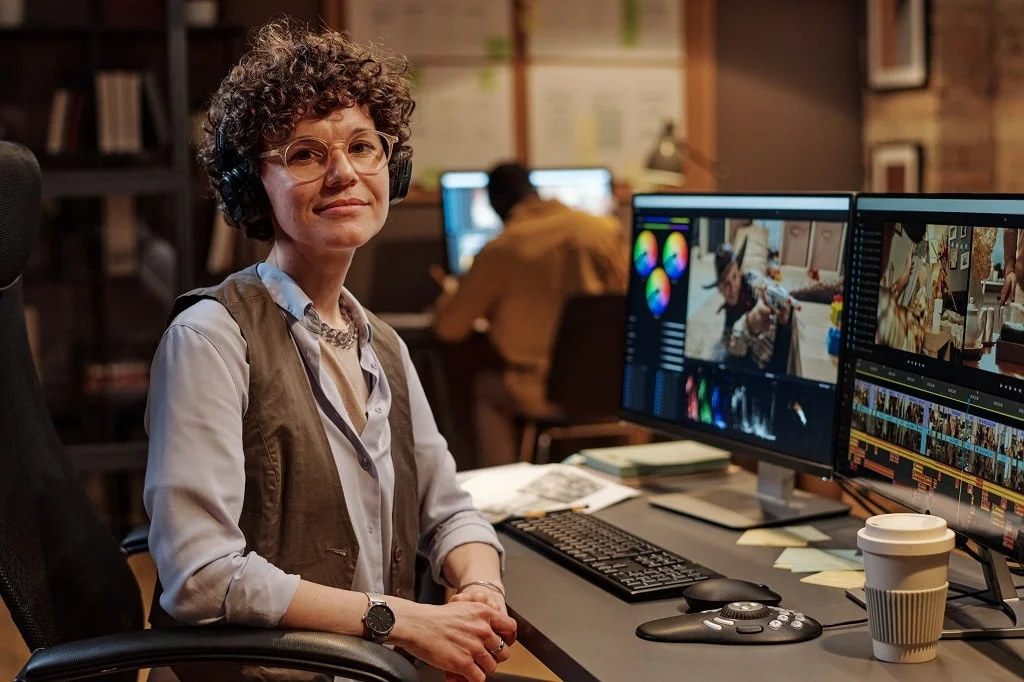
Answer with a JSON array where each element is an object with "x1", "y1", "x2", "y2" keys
[{"x1": 149, "y1": 265, "x2": 419, "y2": 681}]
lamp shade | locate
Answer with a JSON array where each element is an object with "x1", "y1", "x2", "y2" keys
[{"x1": 646, "y1": 121, "x2": 683, "y2": 172}]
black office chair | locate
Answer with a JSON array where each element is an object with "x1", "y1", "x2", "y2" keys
[
  {"x1": 518, "y1": 293, "x2": 646, "y2": 464},
  {"x1": 0, "y1": 141, "x2": 416, "y2": 682}
]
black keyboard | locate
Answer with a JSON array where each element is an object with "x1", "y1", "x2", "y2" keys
[{"x1": 501, "y1": 511, "x2": 720, "y2": 602}]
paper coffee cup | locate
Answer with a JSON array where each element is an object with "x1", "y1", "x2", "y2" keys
[{"x1": 857, "y1": 514, "x2": 955, "y2": 663}]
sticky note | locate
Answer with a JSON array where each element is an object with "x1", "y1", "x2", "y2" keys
[
  {"x1": 774, "y1": 548, "x2": 864, "y2": 573},
  {"x1": 800, "y1": 571, "x2": 866, "y2": 589},
  {"x1": 485, "y1": 37, "x2": 511, "y2": 60},
  {"x1": 478, "y1": 68, "x2": 497, "y2": 92},
  {"x1": 736, "y1": 526, "x2": 832, "y2": 547}
]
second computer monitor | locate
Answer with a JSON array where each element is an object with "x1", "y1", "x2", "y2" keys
[
  {"x1": 439, "y1": 167, "x2": 615, "y2": 275},
  {"x1": 836, "y1": 194, "x2": 1024, "y2": 563}
]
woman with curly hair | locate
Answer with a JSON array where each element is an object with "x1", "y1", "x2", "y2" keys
[{"x1": 144, "y1": 18, "x2": 516, "y2": 682}]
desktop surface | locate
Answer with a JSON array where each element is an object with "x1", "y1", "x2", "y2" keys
[
  {"x1": 500, "y1": 481, "x2": 1024, "y2": 681},
  {"x1": 439, "y1": 168, "x2": 614, "y2": 275}
]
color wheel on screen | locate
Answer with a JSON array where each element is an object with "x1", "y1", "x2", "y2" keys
[
  {"x1": 646, "y1": 268, "x2": 670, "y2": 316},
  {"x1": 663, "y1": 231, "x2": 688, "y2": 280},
  {"x1": 634, "y1": 231, "x2": 658, "y2": 277}
]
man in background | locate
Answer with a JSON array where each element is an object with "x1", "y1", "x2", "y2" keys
[{"x1": 432, "y1": 162, "x2": 628, "y2": 467}]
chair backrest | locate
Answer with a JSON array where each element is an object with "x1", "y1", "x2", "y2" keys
[
  {"x1": 0, "y1": 142, "x2": 142, "y2": 667},
  {"x1": 545, "y1": 293, "x2": 627, "y2": 421}
]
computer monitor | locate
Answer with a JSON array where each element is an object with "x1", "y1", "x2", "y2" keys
[
  {"x1": 621, "y1": 193, "x2": 854, "y2": 529},
  {"x1": 836, "y1": 194, "x2": 1024, "y2": 635},
  {"x1": 439, "y1": 167, "x2": 615, "y2": 275}
]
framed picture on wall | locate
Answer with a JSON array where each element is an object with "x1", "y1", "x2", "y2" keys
[
  {"x1": 866, "y1": 0, "x2": 929, "y2": 90},
  {"x1": 870, "y1": 141, "x2": 923, "y2": 193}
]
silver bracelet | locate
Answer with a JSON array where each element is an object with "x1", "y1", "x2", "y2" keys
[{"x1": 455, "y1": 580, "x2": 506, "y2": 597}]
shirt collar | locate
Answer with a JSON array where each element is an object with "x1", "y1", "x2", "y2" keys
[{"x1": 255, "y1": 261, "x2": 372, "y2": 345}]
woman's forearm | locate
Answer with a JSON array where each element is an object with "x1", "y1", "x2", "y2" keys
[{"x1": 441, "y1": 542, "x2": 504, "y2": 589}]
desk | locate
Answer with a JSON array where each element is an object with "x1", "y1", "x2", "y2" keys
[{"x1": 500, "y1": 491, "x2": 1024, "y2": 681}]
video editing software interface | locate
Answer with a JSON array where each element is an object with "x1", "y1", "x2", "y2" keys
[
  {"x1": 439, "y1": 168, "x2": 615, "y2": 275},
  {"x1": 838, "y1": 196, "x2": 1024, "y2": 561},
  {"x1": 622, "y1": 195, "x2": 852, "y2": 472}
]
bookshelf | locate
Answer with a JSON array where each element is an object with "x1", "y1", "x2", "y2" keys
[{"x1": 0, "y1": 0, "x2": 252, "y2": 533}]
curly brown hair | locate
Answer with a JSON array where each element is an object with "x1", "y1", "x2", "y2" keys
[{"x1": 197, "y1": 18, "x2": 415, "y2": 241}]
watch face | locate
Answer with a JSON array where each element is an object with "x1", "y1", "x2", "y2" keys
[{"x1": 366, "y1": 604, "x2": 396, "y2": 635}]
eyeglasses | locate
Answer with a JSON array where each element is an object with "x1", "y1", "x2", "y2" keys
[{"x1": 259, "y1": 131, "x2": 398, "y2": 182}]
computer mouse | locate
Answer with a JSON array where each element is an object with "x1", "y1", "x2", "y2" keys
[{"x1": 682, "y1": 578, "x2": 781, "y2": 612}]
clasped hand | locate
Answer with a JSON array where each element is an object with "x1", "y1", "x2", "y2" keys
[{"x1": 391, "y1": 587, "x2": 517, "y2": 682}]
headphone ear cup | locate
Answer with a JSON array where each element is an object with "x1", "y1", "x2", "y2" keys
[
  {"x1": 215, "y1": 127, "x2": 267, "y2": 225},
  {"x1": 389, "y1": 148, "x2": 413, "y2": 204}
]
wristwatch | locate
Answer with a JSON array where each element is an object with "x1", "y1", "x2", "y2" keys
[{"x1": 362, "y1": 593, "x2": 396, "y2": 644}]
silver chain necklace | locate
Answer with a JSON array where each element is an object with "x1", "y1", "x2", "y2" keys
[{"x1": 319, "y1": 304, "x2": 358, "y2": 350}]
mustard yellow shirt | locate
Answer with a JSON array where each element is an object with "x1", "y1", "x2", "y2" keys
[{"x1": 433, "y1": 196, "x2": 628, "y2": 413}]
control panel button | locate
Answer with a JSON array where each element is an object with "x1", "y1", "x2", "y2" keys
[
  {"x1": 776, "y1": 614, "x2": 790, "y2": 623},
  {"x1": 793, "y1": 612, "x2": 805, "y2": 621},
  {"x1": 736, "y1": 625, "x2": 764, "y2": 634},
  {"x1": 702, "y1": 620, "x2": 723, "y2": 631},
  {"x1": 713, "y1": 617, "x2": 735, "y2": 626},
  {"x1": 768, "y1": 620, "x2": 783, "y2": 630},
  {"x1": 791, "y1": 620, "x2": 804, "y2": 630}
]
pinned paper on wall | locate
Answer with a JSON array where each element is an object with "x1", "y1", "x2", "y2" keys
[
  {"x1": 528, "y1": 64, "x2": 684, "y2": 181},
  {"x1": 345, "y1": 0, "x2": 512, "y2": 60},
  {"x1": 408, "y1": 65, "x2": 515, "y2": 186},
  {"x1": 526, "y1": 0, "x2": 682, "y2": 61}
]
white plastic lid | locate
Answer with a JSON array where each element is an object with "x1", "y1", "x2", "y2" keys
[{"x1": 856, "y1": 513, "x2": 955, "y2": 557}]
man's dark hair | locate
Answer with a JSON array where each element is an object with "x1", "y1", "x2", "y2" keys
[{"x1": 487, "y1": 162, "x2": 536, "y2": 222}]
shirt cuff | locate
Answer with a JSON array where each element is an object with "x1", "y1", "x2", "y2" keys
[
  {"x1": 223, "y1": 553, "x2": 302, "y2": 627},
  {"x1": 430, "y1": 516, "x2": 506, "y2": 587}
]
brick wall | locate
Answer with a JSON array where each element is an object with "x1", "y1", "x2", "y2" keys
[{"x1": 864, "y1": 0, "x2": 1024, "y2": 192}]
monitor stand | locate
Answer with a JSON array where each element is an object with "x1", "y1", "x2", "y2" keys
[
  {"x1": 846, "y1": 545, "x2": 1024, "y2": 640},
  {"x1": 647, "y1": 462, "x2": 850, "y2": 530}
]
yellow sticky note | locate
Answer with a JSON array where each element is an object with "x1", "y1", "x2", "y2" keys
[
  {"x1": 409, "y1": 66, "x2": 425, "y2": 89},
  {"x1": 736, "y1": 526, "x2": 831, "y2": 547},
  {"x1": 478, "y1": 68, "x2": 497, "y2": 92},
  {"x1": 485, "y1": 37, "x2": 511, "y2": 60},
  {"x1": 800, "y1": 571, "x2": 866, "y2": 589}
]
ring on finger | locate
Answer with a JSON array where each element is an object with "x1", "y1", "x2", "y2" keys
[{"x1": 487, "y1": 637, "x2": 506, "y2": 655}]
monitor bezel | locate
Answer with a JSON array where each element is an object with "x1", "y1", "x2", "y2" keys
[
  {"x1": 438, "y1": 166, "x2": 616, "y2": 275},
  {"x1": 836, "y1": 191, "x2": 1024, "y2": 559},
  {"x1": 620, "y1": 191, "x2": 855, "y2": 479}
]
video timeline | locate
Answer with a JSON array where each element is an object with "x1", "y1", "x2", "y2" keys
[{"x1": 846, "y1": 368, "x2": 1024, "y2": 557}]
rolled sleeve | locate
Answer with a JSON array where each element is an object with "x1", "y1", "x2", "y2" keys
[
  {"x1": 396, "y1": 338, "x2": 505, "y2": 583},
  {"x1": 144, "y1": 301, "x2": 299, "y2": 627}
]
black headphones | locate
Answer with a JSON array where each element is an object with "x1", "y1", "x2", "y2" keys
[{"x1": 214, "y1": 127, "x2": 415, "y2": 226}]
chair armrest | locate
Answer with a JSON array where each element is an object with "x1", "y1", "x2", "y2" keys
[
  {"x1": 120, "y1": 523, "x2": 150, "y2": 556},
  {"x1": 16, "y1": 627, "x2": 418, "y2": 682}
]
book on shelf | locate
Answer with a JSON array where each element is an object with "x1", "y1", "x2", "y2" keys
[
  {"x1": 102, "y1": 195, "x2": 138, "y2": 276},
  {"x1": 576, "y1": 440, "x2": 731, "y2": 480}
]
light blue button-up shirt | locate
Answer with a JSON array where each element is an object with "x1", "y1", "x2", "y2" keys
[{"x1": 144, "y1": 262, "x2": 502, "y2": 626}]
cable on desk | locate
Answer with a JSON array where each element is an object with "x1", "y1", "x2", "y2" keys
[{"x1": 835, "y1": 478, "x2": 887, "y2": 517}]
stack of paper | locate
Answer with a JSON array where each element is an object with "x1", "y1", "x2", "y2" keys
[{"x1": 455, "y1": 462, "x2": 639, "y2": 524}]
